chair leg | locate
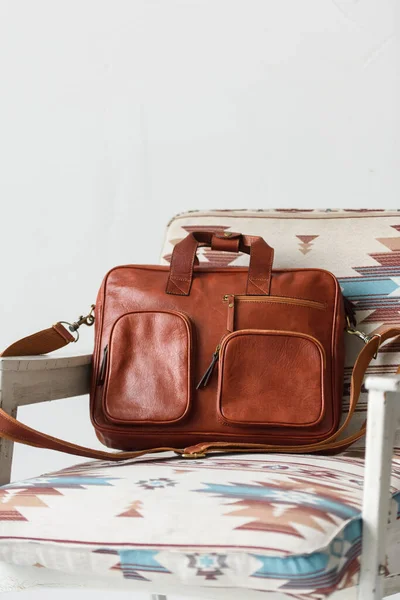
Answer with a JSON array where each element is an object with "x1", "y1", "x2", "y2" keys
[
  {"x1": 359, "y1": 381, "x2": 399, "y2": 600},
  {"x1": 0, "y1": 405, "x2": 16, "y2": 486}
]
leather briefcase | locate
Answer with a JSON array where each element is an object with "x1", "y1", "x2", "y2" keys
[{"x1": 1, "y1": 230, "x2": 397, "y2": 460}]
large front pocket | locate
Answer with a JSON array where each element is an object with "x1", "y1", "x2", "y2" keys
[
  {"x1": 217, "y1": 329, "x2": 326, "y2": 427},
  {"x1": 102, "y1": 311, "x2": 192, "y2": 425}
]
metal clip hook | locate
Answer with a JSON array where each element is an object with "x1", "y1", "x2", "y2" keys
[
  {"x1": 59, "y1": 305, "x2": 95, "y2": 343},
  {"x1": 346, "y1": 316, "x2": 381, "y2": 359},
  {"x1": 69, "y1": 304, "x2": 96, "y2": 331}
]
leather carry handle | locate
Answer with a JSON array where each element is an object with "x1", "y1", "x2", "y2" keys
[
  {"x1": 0, "y1": 323, "x2": 398, "y2": 460},
  {"x1": 166, "y1": 231, "x2": 275, "y2": 296}
]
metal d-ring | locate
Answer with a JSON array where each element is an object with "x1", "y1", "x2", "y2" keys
[{"x1": 59, "y1": 321, "x2": 80, "y2": 343}]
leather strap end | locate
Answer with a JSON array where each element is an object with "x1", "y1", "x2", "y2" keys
[
  {"x1": 1, "y1": 323, "x2": 75, "y2": 357},
  {"x1": 53, "y1": 323, "x2": 75, "y2": 343}
]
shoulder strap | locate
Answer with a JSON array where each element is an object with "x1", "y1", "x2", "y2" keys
[
  {"x1": 0, "y1": 323, "x2": 398, "y2": 460},
  {"x1": 1, "y1": 323, "x2": 76, "y2": 357}
]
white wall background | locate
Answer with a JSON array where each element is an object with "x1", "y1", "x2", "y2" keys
[{"x1": 0, "y1": 0, "x2": 399, "y2": 597}]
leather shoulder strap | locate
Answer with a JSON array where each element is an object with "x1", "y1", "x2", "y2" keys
[
  {"x1": 0, "y1": 324, "x2": 398, "y2": 460},
  {"x1": 1, "y1": 323, "x2": 75, "y2": 357}
]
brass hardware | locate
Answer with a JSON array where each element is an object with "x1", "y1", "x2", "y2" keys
[
  {"x1": 60, "y1": 305, "x2": 96, "y2": 343},
  {"x1": 223, "y1": 232, "x2": 232, "y2": 237},
  {"x1": 223, "y1": 294, "x2": 234, "y2": 307},
  {"x1": 182, "y1": 452, "x2": 207, "y2": 458},
  {"x1": 346, "y1": 316, "x2": 381, "y2": 359},
  {"x1": 346, "y1": 326, "x2": 373, "y2": 345},
  {"x1": 58, "y1": 321, "x2": 79, "y2": 342},
  {"x1": 70, "y1": 305, "x2": 96, "y2": 332}
]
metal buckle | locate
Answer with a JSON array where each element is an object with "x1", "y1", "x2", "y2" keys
[
  {"x1": 182, "y1": 452, "x2": 207, "y2": 459},
  {"x1": 59, "y1": 305, "x2": 95, "y2": 343}
]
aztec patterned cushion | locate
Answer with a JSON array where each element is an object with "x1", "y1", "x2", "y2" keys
[
  {"x1": 162, "y1": 209, "x2": 400, "y2": 448},
  {"x1": 0, "y1": 451, "x2": 399, "y2": 599}
]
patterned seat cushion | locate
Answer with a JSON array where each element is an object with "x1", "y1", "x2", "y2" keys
[
  {"x1": 0, "y1": 452, "x2": 400, "y2": 598},
  {"x1": 162, "y1": 209, "x2": 400, "y2": 448}
]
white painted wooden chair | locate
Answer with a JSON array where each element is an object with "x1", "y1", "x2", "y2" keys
[
  {"x1": 1, "y1": 209, "x2": 400, "y2": 600},
  {"x1": 1, "y1": 356, "x2": 399, "y2": 600}
]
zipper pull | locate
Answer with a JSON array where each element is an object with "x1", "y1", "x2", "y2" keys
[
  {"x1": 196, "y1": 345, "x2": 220, "y2": 389},
  {"x1": 97, "y1": 345, "x2": 108, "y2": 386},
  {"x1": 224, "y1": 294, "x2": 235, "y2": 332}
]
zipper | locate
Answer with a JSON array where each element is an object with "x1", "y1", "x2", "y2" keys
[
  {"x1": 223, "y1": 294, "x2": 326, "y2": 310},
  {"x1": 97, "y1": 345, "x2": 108, "y2": 386},
  {"x1": 196, "y1": 344, "x2": 221, "y2": 389},
  {"x1": 218, "y1": 328, "x2": 326, "y2": 369},
  {"x1": 197, "y1": 326, "x2": 327, "y2": 391},
  {"x1": 222, "y1": 294, "x2": 326, "y2": 336}
]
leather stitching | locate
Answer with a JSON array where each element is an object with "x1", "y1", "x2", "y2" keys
[
  {"x1": 248, "y1": 278, "x2": 268, "y2": 295},
  {"x1": 166, "y1": 234, "x2": 198, "y2": 295},
  {"x1": 167, "y1": 278, "x2": 188, "y2": 295},
  {"x1": 235, "y1": 299, "x2": 326, "y2": 309}
]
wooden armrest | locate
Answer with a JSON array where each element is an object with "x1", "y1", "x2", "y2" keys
[
  {"x1": 365, "y1": 374, "x2": 400, "y2": 395},
  {"x1": 0, "y1": 353, "x2": 92, "y2": 408},
  {"x1": 0, "y1": 353, "x2": 92, "y2": 484}
]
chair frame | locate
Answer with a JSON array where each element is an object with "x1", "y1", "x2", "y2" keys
[{"x1": 0, "y1": 354, "x2": 400, "y2": 600}]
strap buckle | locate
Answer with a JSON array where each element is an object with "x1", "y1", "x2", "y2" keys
[
  {"x1": 182, "y1": 452, "x2": 207, "y2": 459},
  {"x1": 59, "y1": 305, "x2": 95, "y2": 343}
]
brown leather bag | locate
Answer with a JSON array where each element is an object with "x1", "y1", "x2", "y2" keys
[{"x1": 1, "y1": 231, "x2": 398, "y2": 460}]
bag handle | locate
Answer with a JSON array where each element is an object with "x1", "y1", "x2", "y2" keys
[
  {"x1": 166, "y1": 231, "x2": 275, "y2": 296},
  {"x1": 0, "y1": 320, "x2": 398, "y2": 460}
]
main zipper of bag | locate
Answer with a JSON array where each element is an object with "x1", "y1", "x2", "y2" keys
[{"x1": 196, "y1": 294, "x2": 327, "y2": 389}]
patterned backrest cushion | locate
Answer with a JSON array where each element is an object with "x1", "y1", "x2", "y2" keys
[{"x1": 161, "y1": 209, "x2": 400, "y2": 449}]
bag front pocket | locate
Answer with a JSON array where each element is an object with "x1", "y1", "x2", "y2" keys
[
  {"x1": 217, "y1": 329, "x2": 325, "y2": 427},
  {"x1": 101, "y1": 310, "x2": 192, "y2": 425}
]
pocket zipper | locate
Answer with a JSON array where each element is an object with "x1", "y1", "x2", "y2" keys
[
  {"x1": 223, "y1": 294, "x2": 326, "y2": 335},
  {"x1": 97, "y1": 345, "x2": 108, "y2": 386},
  {"x1": 196, "y1": 344, "x2": 221, "y2": 389},
  {"x1": 223, "y1": 294, "x2": 326, "y2": 310}
]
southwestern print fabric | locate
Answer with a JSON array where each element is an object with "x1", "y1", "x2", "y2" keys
[
  {"x1": 0, "y1": 451, "x2": 400, "y2": 599},
  {"x1": 162, "y1": 209, "x2": 400, "y2": 448}
]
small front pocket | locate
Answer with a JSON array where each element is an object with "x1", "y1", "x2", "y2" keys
[
  {"x1": 102, "y1": 311, "x2": 192, "y2": 425},
  {"x1": 217, "y1": 329, "x2": 325, "y2": 427}
]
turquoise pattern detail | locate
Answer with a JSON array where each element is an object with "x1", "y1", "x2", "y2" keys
[{"x1": 197, "y1": 482, "x2": 360, "y2": 519}]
